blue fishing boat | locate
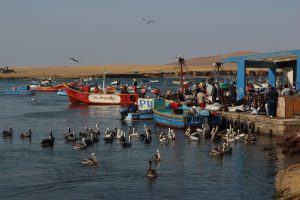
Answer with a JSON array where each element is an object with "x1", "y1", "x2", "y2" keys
[
  {"x1": 4, "y1": 86, "x2": 36, "y2": 95},
  {"x1": 152, "y1": 98, "x2": 222, "y2": 129}
]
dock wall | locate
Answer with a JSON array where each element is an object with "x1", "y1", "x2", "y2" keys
[{"x1": 221, "y1": 112, "x2": 300, "y2": 136}]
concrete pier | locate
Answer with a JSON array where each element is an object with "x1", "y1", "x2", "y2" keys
[{"x1": 221, "y1": 112, "x2": 300, "y2": 136}]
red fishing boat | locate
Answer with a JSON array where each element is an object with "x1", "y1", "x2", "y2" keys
[{"x1": 63, "y1": 83, "x2": 139, "y2": 105}]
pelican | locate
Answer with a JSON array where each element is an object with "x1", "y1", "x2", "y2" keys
[
  {"x1": 146, "y1": 160, "x2": 157, "y2": 178},
  {"x1": 104, "y1": 128, "x2": 114, "y2": 143},
  {"x1": 168, "y1": 129, "x2": 176, "y2": 140},
  {"x1": 222, "y1": 142, "x2": 233, "y2": 153},
  {"x1": 185, "y1": 127, "x2": 199, "y2": 141},
  {"x1": 121, "y1": 133, "x2": 131, "y2": 148},
  {"x1": 116, "y1": 129, "x2": 123, "y2": 139},
  {"x1": 209, "y1": 146, "x2": 223, "y2": 156},
  {"x1": 20, "y1": 128, "x2": 32, "y2": 138},
  {"x1": 129, "y1": 127, "x2": 139, "y2": 138},
  {"x1": 144, "y1": 131, "x2": 152, "y2": 144},
  {"x1": 64, "y1": 128, "x2": 76, "y2": 141},
  {"x1": 74, "y1": 138, "x2": 87, "y2": 150},
  {"x1": 41, "y1": 130, "x2": 55, "y2": 147},
  {"x1": 65, "y1": 131, "x2": 76, "y2": 142},
  {"x1": 159, "y1": 133, "x2": 169, "y2": 144},
  {"x1": 79, "y1": 126, "x2": 89, "y2": 138},
  {"x1": 153, "y1": 150, "x2": 161, "y2": 163},
  {"x1": 82, "y1": 152, "x2": 98, "y2": 165},
  {"x1": 95, "y1": 123, "x2": 100, "y2": 135},
  {"x1": 85, "y1": 133, "x2": 95, "y2": 146},
  {"x1": 2, "y1": 127, "x2": 13, "y2": 137}
]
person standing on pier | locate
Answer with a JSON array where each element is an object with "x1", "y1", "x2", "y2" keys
[
  {"x1": 265, "y1": 85, "x2": 279, "y2": 118},
  {"x1": 229, "y1": 81, "x2": 237, "y2": 106}
]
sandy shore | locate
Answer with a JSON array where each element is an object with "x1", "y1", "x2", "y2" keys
[{"x1": 0, "y1": 64, "x2": 238, "y2": 79}]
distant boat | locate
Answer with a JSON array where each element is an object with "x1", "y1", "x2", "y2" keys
[
  {"x1": 31, "y1": 84, "x2": 64, "y2": 92},
  {"x1": 172, "y1": 80, "x2": 192, "y2": 85},
  {"x1": 57, "y1": 89, "x2": 67, "y2": 96},
  {"x1": 29, "y1": 79, "x2": 64, "y2": 92},
  {"x1": 150, "y1": 80, "x2": 159, "y2": 83},
  {"x1": 4, "y1": 86, "x2": 35, "y2": 95},
  {"x1": 111, "y1": 80, "x2": 120, "y2": 85}
]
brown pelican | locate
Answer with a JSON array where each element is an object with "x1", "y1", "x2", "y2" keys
[
  {"x1": 146, "y1": 160, "x2": 157, "y2": 178},
  {"x1": 21, "y1": 128, "x2": 32, "y2": 138},
  {"x1": 2, "y1": 127, "x2": 13, "y2": 138},
  {"x1": 82, "y1": 152, "x2": 98, "y2": 165},
  {"x1": 74, "y1": 138, "x2": 87, "y2": 150},
  {"x1": 153, "y1": 150, "x2": 161, "y2": 163},
  {"x1": 41, "y1": 130, "x2": 55, "y2": 147}
]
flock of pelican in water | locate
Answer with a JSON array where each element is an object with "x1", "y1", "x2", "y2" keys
[{"x1": 2, "y1": 121, "x2": 258, "y2": 178}]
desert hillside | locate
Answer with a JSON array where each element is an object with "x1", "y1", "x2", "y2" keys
[{"x1": 0, "y1": 51, "x2": 257, "y2": 79}]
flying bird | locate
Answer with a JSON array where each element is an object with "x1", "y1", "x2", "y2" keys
[
  {"x1": 142, "y1": 18, "x2": 156, "y2": 24},
  {"x1": 69, "y1": 57, "x2": 79, "y2": 63}
]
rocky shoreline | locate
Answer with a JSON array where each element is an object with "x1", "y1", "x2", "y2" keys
[{"x1": 276, "y1": 163, "x2": 300, "y2": 199}]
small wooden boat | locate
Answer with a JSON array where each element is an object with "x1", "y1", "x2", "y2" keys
[
  {"x1": 31, "y1": 84, "x2": 64, "y2": 92},
  {"x1": 122, "y1": 98, "x2": 154, "y2": 120},
  {"x1": 29, "y1": 79, "x2": 64, "y2": 92},
  {"x1": 4, "y1": 86, "x2": 36, "y2": 95}
]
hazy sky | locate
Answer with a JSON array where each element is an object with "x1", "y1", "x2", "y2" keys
[{"x1": 1, "y1": 0, "x2": 300, "y2": 66}]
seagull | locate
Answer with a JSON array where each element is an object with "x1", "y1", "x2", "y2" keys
[
  {"x1": 69, "y1": 57, "x2": 79, "y2": 63},
  {"x1": 142, "y1": 18, "x2": 155, "y2": 24}
]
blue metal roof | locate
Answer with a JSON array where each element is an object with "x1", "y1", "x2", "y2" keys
[{"x1": 222, "y1": 49, "x2": 300, "y2": 63}]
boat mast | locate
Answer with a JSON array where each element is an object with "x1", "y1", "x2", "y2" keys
[
  {"x1": 213, "y1": 62, "x2": 222, "y2": 99},
  {"x1": 177, "y1": 55, "x2": 185, "y2": 94},
  {"x1": 102, "y1": 73, "x2": 106, "y2": 94}
]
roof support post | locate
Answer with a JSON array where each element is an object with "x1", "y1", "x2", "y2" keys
[
  {"x1": 237, "y1": 60, "x2": 246, "y2": 100},
  {"x1": 268, "y1": 63, "x2": 276, "y2": 88}
]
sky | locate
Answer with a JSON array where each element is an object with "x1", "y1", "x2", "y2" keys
[{"x1": 0, "y1": 0, "x2": 300, "y2": 66}]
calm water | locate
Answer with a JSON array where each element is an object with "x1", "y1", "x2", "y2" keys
[{"x1": 0, "y1": 79, "x2": 299, "y2": 200}]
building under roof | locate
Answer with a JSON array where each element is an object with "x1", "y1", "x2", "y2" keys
[{"x1": 221, "y1": 49, "x2": 300, "y2": 100}]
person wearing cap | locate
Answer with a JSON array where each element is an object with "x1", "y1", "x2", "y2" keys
[{"x1": 133, "y1": 79, "x2": 138, "y2": 94}]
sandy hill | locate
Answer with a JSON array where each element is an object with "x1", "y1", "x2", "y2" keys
[
  {"x1": 168, "y1": 51, "x2": 257, "y2": 66},
  {"x1": 1, "y1": 51, "x2": 258, "y2": 79}
]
